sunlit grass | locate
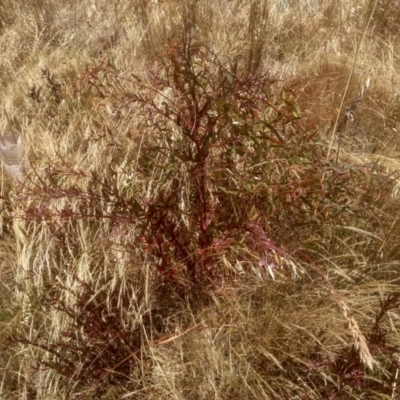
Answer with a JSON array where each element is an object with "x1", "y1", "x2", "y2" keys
[{"x1": 1, "y1": 1, "x2": 400, "y2": 398}]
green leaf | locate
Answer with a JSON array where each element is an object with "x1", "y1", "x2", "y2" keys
[
  {"x1": 282, "y1": 98, "x2": 301, "y2": 118},
  {"x1": 260, "y1": 120, "x2": 285, "y2": 144}
]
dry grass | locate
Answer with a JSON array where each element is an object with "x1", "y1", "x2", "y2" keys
[{"x1": 1, "y1": 0, "x2": 400, "y2": 399}]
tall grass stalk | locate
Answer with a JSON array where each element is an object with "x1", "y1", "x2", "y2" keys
[{"x1": 326, "y1": 0, "x2": 379, "y2": 164}]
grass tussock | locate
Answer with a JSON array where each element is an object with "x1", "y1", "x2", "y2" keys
[{"x1": 1, "y1": 0, "x2": 400, "y2": 399}]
